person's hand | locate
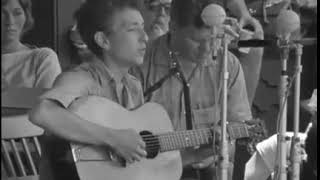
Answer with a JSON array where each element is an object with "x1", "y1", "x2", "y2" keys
[
  {"x1": 191, "y1": 155, "x2": 217, "y2": 169},
  {"x1": 181, "y1": 124, "x2": 224, "y2": 169},
  {"x1": 239, "y1": 15, "x2": 264, "y2": 38},
  {"x1": 190, "y1": 125, "x2": 222, "y2": 169},
  {"x1": 109, "y1": 129, "x2": 147, "y2": 164}
]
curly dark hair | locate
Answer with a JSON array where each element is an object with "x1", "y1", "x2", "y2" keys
[
  {"x1": 2, "y1": 0, "x2": 34, "y2": 36},
  {"x1": 75, "y1": 0, "x2": 142, "y2": 58},
  {"x1": 170, "y1": 0, "x2": 218, "y2": 28}
]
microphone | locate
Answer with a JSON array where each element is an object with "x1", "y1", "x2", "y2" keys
[
  {"x1": 230, "y1": 38, "x2": 317, "y2": 48},
  {"x1": 201, "y1": 4, "x2": 226, "y2": 59},
  {"x1": 231, "y1": 10, "x2": 315, "y2": 48},
  {"x1": 275, "y1": 9, "x2": 301, "y2": 43},
  {"x1": 201, "y1": 4, "x2": 226, "y2": 26}
]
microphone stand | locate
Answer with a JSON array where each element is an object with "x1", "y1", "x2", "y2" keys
[
  {"x1": 276, "y1": 39, "x2": 290, "y2": 180},
  {"x1": 289, "y1": 43, "x2": 303, "y2": 180},
  {"x1": 219, "y1": 31, "x2": 230, "y2": 180}
]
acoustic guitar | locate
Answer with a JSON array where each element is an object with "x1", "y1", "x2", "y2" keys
[{"x1": 68, "y1": 96, "x2": 265, "y2": 180}]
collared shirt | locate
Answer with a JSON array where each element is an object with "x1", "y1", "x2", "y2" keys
[
  {"x1": 133, "y1": 34, "x2": 252, "y2": 131},
  {"x1": 39, "y1": 57, "x2": 144, "y2": 180},
  {"x1": 131, "y1": 34, "x2": 252, "y2": 180},
  {"x1": 42, "y1": 58, "x2": 143, "y2": 110}
]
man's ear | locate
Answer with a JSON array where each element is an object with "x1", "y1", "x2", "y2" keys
[
  {"x1": 169, "y1": 21, "x2": 176, "y2": 33},
  {"x1": 94, "y1": 31, "x2": 110, "y2": 50}
]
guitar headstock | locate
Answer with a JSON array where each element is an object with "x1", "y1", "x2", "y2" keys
[{"x1": 238, "y1": 118, "x2": 268, "y2": 155}]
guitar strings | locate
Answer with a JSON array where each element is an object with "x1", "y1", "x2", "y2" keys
[
  {"x1": 138, "y1": 124, "x2": 249, "y2": 140},
  {"x1": 141, "y1": 131, "x2": 213, "y2": 140},
  {"x1": 139, "y1": 129, "x2": 212, "y2": 138},
  {"x1": 140, "y1": 130, "x2": 212, "y2": 140},
  {"x1": 142, "y1": 132, "x2": 212, "y2": 141}
]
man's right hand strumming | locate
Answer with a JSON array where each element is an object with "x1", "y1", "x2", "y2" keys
[{"x1": 109, "y1": 129, "x2": 147, "y2": 164}]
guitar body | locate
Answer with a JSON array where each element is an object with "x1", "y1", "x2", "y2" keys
[{"x1": 68, "y1": 96, "x2": 182, "y2": 180}]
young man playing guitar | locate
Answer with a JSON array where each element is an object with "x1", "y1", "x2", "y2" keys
[{"x1": 29, "y1": 0, "x2": 148, "y2": 179}]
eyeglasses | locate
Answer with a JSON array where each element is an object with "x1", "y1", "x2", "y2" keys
[{"x1": 146, "y1": 2, "x2": 171, "y2": 14}]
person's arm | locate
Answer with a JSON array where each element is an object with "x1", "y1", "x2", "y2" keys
[
  {"x1": 227, "y1": 0, "x2": 250, "y2": 19},
  {"x1": 29, "y1": 72, "x2": 146, "y2": 163},
  {"x1": 227, "y1": 0, "x2": 264, "y2": 37},
  {"x1": 244, "y1": 152, "x2": 272, "y2": 180},
  {"x1": 226, "y1": 52, "x2": 253, "y2": 122},
  {"x1": 226, "y1": 0, "x2": 264, "y2": 106}
]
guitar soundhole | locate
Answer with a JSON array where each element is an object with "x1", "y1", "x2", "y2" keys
[{"x1": 140, "y1": 131, "x2": 160, "y2": 159}]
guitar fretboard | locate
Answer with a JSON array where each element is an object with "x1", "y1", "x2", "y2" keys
[
  {"x1": 156, "y1": 124, "x2": 249, "y2": 152},
  {"x1": 158, "y1": 128, "x2": 212, "y2": 152}
]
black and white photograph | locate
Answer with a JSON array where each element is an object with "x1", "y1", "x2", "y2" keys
[{"x1": 1, "y1": 0, "x2": 317, "y2": 180}]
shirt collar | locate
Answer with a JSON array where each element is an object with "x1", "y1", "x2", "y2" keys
[{"x1": 91, "y1": 56, "x2": 130, "y2": 85}]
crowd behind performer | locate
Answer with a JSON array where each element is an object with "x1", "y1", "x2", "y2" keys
[
  {"x1": 244, "y1": 90, "x2": 317, "y2": 180},
  {"x1": 142, "y1": 0, "x2": 171, "y2": 41},
  {"x1": 141, "y1": 0, "x2": 264, "y2": 105},
  {"x1": 224, "y1": 0, "x2": 264, "y2": 105},
  {"x1": 132, "y1": 0, "x2": 252, "y2": 179},
  {"x1": 29, "y1": 0, "x2": 148, "y2": 179},
  {"x1": 1, "y1": 0, "x2": 61, "y2": 90}
]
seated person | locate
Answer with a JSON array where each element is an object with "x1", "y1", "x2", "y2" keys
[
  {"x1": 132, "y1": 0, "x2": 253, "y2": 179},
  {"x1": 2, "y1": 0, "x2": 61, "y2": 90},
  {"x1": 244, "y1": 90, "x2": 317, "y2": 180},
  {"x1": 141, "y1": 0, "x2": 264, "y2": 105},
  {"x1": 142, "y1": 0, "x2": 171, "y2": 41},
  {"x1": 29, "y1": 0, "x2": 148, "y2": 179}
]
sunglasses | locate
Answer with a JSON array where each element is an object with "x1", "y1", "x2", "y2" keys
[{"x1": 145, "y1": 1, "x2": 171, "y2": 14}]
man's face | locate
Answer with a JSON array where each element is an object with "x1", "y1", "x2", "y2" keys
[
  {"x1": 143, "y1": 0, "x2": 171, "y2": 40},
  {"x1": 173, "y1": 25, "x2": 216, "y2": 63},
  {"x1": 106, "y1": 8, "x2": 148, "y2": 67}
]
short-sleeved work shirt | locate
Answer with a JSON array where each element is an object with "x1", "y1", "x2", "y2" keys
[{"x1": 39, "y1": 58, "x2": 144, "y2": 180}]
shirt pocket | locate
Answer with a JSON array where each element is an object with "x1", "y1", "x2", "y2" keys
[{"x1": 192, "y1": 105, "x2": 220, "y2": 129}]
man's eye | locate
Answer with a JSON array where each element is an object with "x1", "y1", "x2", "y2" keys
[
  {"x1": 13, "y1": 10, "x2": 23, "y2": 16},
  {"x1": 128, "y1": 28, "x2": 139, "y2": 32},
  {"x1": 148, "y1": 5, "x2": 157, "y2": 11}
]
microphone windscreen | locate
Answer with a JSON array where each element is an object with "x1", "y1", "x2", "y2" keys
[
  {"x1": 275, "y1": 10, "x2": 301, "y2": 40},
  {"x1": 201, "y1": 4, "x2": 226, "y2": 27}
]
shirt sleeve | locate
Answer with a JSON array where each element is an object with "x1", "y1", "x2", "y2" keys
[
  {"x1": 34, "y1": 48, "x2": 62, "y2": 88},
  {"x1": 40, "y1": 69, "x2": 94, "y2": 108},
  {"x1": 227, "y1": 52, "x2": 252, "y2": 122},
  {"x1": 244, "y1": 152, "x2": 272, "y2": 180},
  {"x1": 256, "y1": 133, "x2": 279, "y2": 172}
]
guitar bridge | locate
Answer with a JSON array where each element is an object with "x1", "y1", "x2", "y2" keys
[
  {"x1": 72, "y1": 147, "x2": 81, "y2": 162},
  {"x1": 70, "y1": 145, "x2": 111, "y2": 162}
]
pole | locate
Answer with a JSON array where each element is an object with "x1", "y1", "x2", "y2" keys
[
  {"x1": 219, "y1": 33, "x2": 230, "y2": 180},
  {"x1": 276, "y1": 42, "x2": 290, "y2": 180},
  {"x1": 289, "y1": 43, "x2": 303, "y2": 180}
]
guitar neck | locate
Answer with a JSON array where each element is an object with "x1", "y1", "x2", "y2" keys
[{"x1": 157, "y1": 123, "x2": 250, "y2": 152}]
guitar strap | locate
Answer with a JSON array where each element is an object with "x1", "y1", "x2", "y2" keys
[
  {"x1": 168, "y1": 51, "x2": 194, "y2": 130},
  {"x1": 143, "y1": 34, "x2": 194, "y2": 130}
]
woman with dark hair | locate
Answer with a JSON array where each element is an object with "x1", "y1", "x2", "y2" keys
[
  {"x1": 29, "y1": 0, "x2": 148, "y2": 179},
  {"x1": 1, "y1": 0, "x2": 61, "y2": 89}
]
